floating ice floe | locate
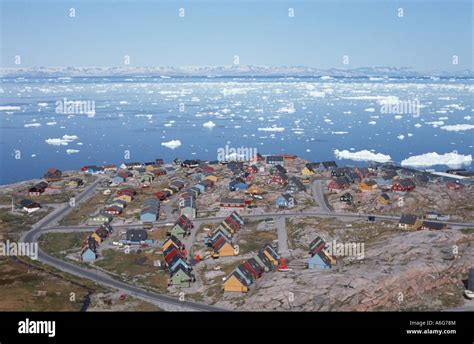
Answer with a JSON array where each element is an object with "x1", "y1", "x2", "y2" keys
[
  {"x1": 440, "y1": 124, "x2": 474, "y2": 132},
  {"x1": 258, "y1": 126, "x2": 285, "y2": 132},
  {"x1": 66, "y1": 149, "x2": 80, "y2": 154},
  {"x1": 427, "y1": 121, "x2": 444, "y2": 127},
  {"x1": 46, "y1": 121, "x2": 57, "y2": 126},
  {"x1": 309, "y1": 91, "x2": 325, "y2": 97},
  {"x1": 334, "y1": 149, "x2": 392, "y2": 163},
  {"x1": 368, "y1": 121, "x2": 377, "y2": 125},
  {"x1": 24, "y1": 123, "x2": 41, "y2": 128},
  {"x1": 45, "y1": 134, "x2": 79, "y2": 146},
  {"x1": 397, "y1": 134, "x2": 405, "y2": 140},
  {"x1": 401, "y1": 151, "x2": 472, "y2": 168},
  {"x1": 365, "y1": 108, "x2": 375, "y2": 113},
  {"x1": 331, "y1": 131, "x2": 348, "y2": 135},
  {"x1": 276, "y1": 105, "x2": 295, "y2": 114},
  {"x1": 203, "y1": 121, "x2": 216, "y2": 129},
  {"x1": 0, "y1": 106, "x2": 21, "y2": 111},
  {"x1": 161, "y1": 140, "x2": 181, "y2": 149}
]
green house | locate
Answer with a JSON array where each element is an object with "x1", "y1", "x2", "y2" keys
[
  {"x1": 169, "y1": 266, "x2": 194, "y2": 288},
  {"x1": 169, "y1": 223, "x2": 187, "y2": 239}
]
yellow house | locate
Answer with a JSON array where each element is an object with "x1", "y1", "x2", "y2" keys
[
  {"x1": 247, "y1": 184, "x2": 263, "y2": 194},
  {"x1": 204, "y1": 175, "x2": 218, "y2": 183},
  {"x1": 223, "y1": 272, "x2": 249, "y2": 293},
  {"x1": 213, "y1": 241, "x2": 236, "y2": 258},
  {"x1": 377, "y1": 193, "x2": 390, "y2": 205},
  {"x1": 145, "y1": 165, "x2": 156, "y2": 172},
  {"x1": 263, "y1": 250, "x2": 279, "y2": 267},
  {"x1": 321, "y1": 249, "x2": 337, "y2": 267},
  {"x1": 162, "y1": 239, "x2": 179, "y2": 252},
  {"x1": 91, "y1": 232, "x2": 102, "y2": 245},
  {"x1": 113, "y1": 194, "x2": 132, "y2": 203},
  {"x1": 398, "y1": 215, "x2": 422, "y2": 231},
  {"x1": 163, "y1": 188, "x2": 174, "y2": 195},
  {"x1": 301, "y1": 166, "x2": 316, "y2": 176},
  {"x1": 221, "y1": 220, "x2": 236, "y2": 234}
]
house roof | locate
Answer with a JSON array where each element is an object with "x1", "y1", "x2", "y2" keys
[
  {"x1": 126, "y1": 229, "x2": 147, "y2": 241},
  {"x1": 261, "y1": 244, "x2": 279, "y2": 260},
  {"x1": 163, "y1": 235, "x2": 183, "y2": 249},
  {"x1": 399, "y1": 214, "x2": 419, "y2": 225},
  {"x1": 220, "y1": 198, "x2": 245, "y2": 204},
  {"x1": 421, "y1": 221, "x2": 446, "y2": 230},
  {"x1": 289, "y1": 176, "x2": 305, "y2": 189},
  {"x1": 171, "y1": 264, "x2": 193, "y2": 279},
  {"x1": 228, "y1": 270, "x2": 251, "y2": 287},
  {"x1": 309, "y1": 236, "x2": 326, "y2": 254},
  {"x1": 236, "y1": 264, "x2": 254, "y2": 283},
  {"x1": 245, "y1": 258, "x2": 263, "y2": 273},
  {"x1": 213, "y1": 236, "x2": 232, "y2": 252}
]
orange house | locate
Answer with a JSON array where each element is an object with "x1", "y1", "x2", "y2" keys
[
  {"x1": 91, "y1": 232, "x2": 102, "y2": 245},
  {"x1": 223, "y1": 271, "x2": 249, "y2": 293},
  {"x1": 358, "y1": 180, "x2": 377, "y2": 191}
]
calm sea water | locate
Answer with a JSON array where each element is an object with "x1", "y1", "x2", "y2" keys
[{"x1": 0, "y1": 76, "x2": 473, "y2": 184}]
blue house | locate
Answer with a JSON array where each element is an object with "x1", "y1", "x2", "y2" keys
[
  {"x1": 375, "y1": 177, "x2": 392, "y2": 186},
  {"x1": 276, "y1": 194, "x2": 296, "y2": 209},
  {"x1": 193, "y1": 183, "x2": 205, "y2": 193},
  {"x1": 111, "y1": 176, "x2": 124, "y2": 185},
  {"x1": 307, "y1": 250, "x2": 333, "y2": 269},
  {"x1": 229, "y1": 178, "x2": 247, "y2": 191},
  {"x1": 81, "y1": 248, "x2": 97, "y2": 262}
]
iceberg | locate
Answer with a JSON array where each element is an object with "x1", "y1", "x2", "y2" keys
[
  {"x1": 203, "y1": 121, "x2": 216, "y2": 129},
  {"x1": 401, "y1": 151, "x2": 472, "y2": 168},
  {"x1": 334, "y1": 149, "x2": 392, "y2": 163},
  {"x1": 440, "y1": 124, "x2": 474, "y2": 132},
  {"x1": 161, "y1": 139, "x2": 181, "y2": 149}
]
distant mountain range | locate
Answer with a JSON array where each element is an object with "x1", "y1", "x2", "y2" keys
[{"x1": 1, "y1": 65, "x2": 473, "y2": 78}]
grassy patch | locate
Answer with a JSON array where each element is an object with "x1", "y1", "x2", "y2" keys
[
  {"x1": 460, "y1": 228, "x2": 474, "y2": 235},
  {"x1": 59, "y1": 192, "x2": 110, "y2": 225},
  {"x1": 0, "y1": 208, "x2": 52, "y2": 240},
  {"x1": 238, "y1": 230, "x2": 277, "y2": 255},
  {"x1": 0, "y1": 257, "x2": 92, "y2": 311},
  {"x1": 95, "y1": 249, "x2": 168, "y2": 292},
  {"x1": 38, "y1": 232, "x2": 89, "y2": 259}
]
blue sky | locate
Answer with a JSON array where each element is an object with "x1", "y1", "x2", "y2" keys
[{"x1": 0, "y1": 0, "x2": 472, "y2": 71}]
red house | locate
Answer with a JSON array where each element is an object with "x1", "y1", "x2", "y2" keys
[
  {"x1": 155, "y1": 191, "x2": 168, "y2": 201},
  {"x1": 243, "y1": 258, "x2": 264, "y2": 279},
  {"x1": 117, "y1": 188, "x2": 135, "y2": 197},
  {"x1": 219, "y1": 198, "x2": 246, "y2": 210},
  {"x1": 177, "y1": 214, "x2": 194, "y2": 230},
  {"x1": 328, "y1": 178, "x2": 348, "y2": 191},
  {"x1": 391, "y1": 179, "x2": 416, "y2": 192},
  {"x1": 272, "y1": 173, "x2": 288, "y2": 185},
  {"x1": 164, "y1": 246, "x2": 183, "y2": 264},
  {"x1": 103, "y1": 207, "x2": 122, "y2": 216},
  {"x1": 446, "y1": 182, "x2": 464, "y2": 190}
]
